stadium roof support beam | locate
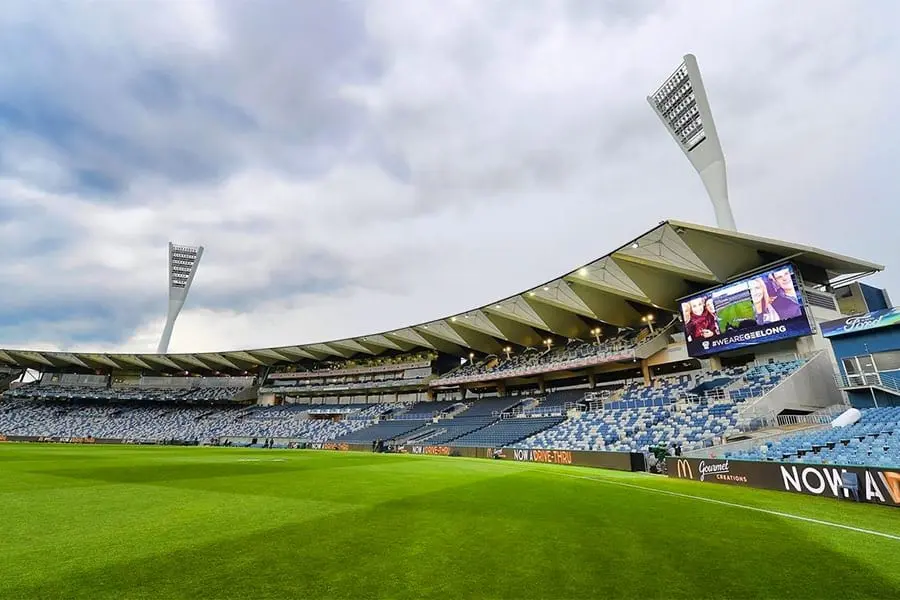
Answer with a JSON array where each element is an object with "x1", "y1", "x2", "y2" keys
[
  {"x1": 167, "y1": 354, "x2": 217, "y2": 372},
  {"x1": 613, "y1": 261, "x2": 697, "y2": 311},
  {"x1": 461, "y1": 312, "x2": 542, "y2": 348},
  {"x1": 673, "y1": 220, "x2": 883, "y2": 281},
  {"x1": 564, "y1": 283, "x2": 642, "y2": 327},
  {"x1": 612, "y1": 225, "x2": 720, "y2": 283},
  {"x1": 412, "y1": 329, "x2": 468, "y2": 356},
  {"x1": 414, "y1": 321, "x2": 471, "y2": 348},
  {"x1": 272, "y1": 346, "x2": 321, "y2": 361},
  {"x1": 246, "y1": 348, "x2": 296, "y2": 364},
  {"x1": 523, "y1": 298, "x2": 591, "y2": 340},
  {"x1": 356, "y1": 335, "x2": 410, "y2": 352},
  {"x1": 450, "y1": 311, "x2": 508, "y2": 341},
  {"x1": 526, "y1": 280, "x2": 600, "y2": 321},
  {"x1": 327, "y1": 340, "x2": 377, "y2": 356},
  {"x1": 445, "y1": 323, "x2": 504, "y2": 355},
  {"x1": 113, "y1": 356, "x2": 156, "y2": 371},
  {"x1": 0, "y1": 350, "x2": 17, "y2": 366},
  {"x1": 385, "y1": 329, "x2": 436, "y2": 350},
  {"x1": 304, "y1": 344, "x2": 351, "y2": 359},
  {"x1": 348, "y1": 339, "x2": 390, "y2": 354},
  {"x1": 107, "y1": 355, "x2": 156, "y2": 371},
  {"x1": 50, "y1": 353, "x2": 93, "y2": 370},
  {"x1": 670, "y1": 226, "x2": 764, "y2": 283},
  {"x1": 5, "y1": 350, "x2": 54, "y2": 368},
  {"x1": 221, "y1": 351, "x2": 266, "y2": 367},
  {"x1": 195, "y1": 353, "x2": 243, "y2": 371},
  {"x1": 484, "y1": 297, "x2": 551, "y2": 331},
  {"x1": 73, "y1": 353, "x2": 121, "y2": 370},
  {"x1": 138, "y1": 354, "x2": 185, "y2": 372},
  {"x1": 566, "y1": 257, "x2": 652, "y2": 304}
]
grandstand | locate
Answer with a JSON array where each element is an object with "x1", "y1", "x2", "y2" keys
[
  {"x1": 704, "y1": 406, "x2": 900, "y2": 468},
  {"x1": 0, "y1": 220, "x2": 895, "y2": 468},
  {"x1": 0, "y1": 356, "x2": 845, "y2": 457}
]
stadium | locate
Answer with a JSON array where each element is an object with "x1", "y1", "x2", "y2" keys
[{"x1": 3, "y1": 54, "x2": 900, "y2": 598}]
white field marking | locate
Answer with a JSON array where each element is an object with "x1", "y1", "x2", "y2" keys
[
  {"x1": 236, "y1": 458, "x2": 286, "y2": 463},
  {"x1": 546, "y1": 470, "x2": 900, "y2": 542}
]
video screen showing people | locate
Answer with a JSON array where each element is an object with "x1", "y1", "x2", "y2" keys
[{"x1": 680, "y1": 264, "x2": 811, "y2": 357}]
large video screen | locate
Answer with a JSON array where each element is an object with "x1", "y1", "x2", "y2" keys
[{"x1": 680, "y1": 264, "x2": 812, "y2": 357}]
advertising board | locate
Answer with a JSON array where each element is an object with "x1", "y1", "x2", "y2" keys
[
  {"x1": 409, "y1": 445, "x2": 453, "y2": 456},
  {"x1": 667, "y1": 457, "x2": 900, "y2": 507},
  {"x1": 495, "y1": 448, "x2": 645, "y2": 471},
  {"x1": 680, "y1": 264, "x2": 812, "y2": 357},
  {"x1": 349, "y1": 444, "x2": 644, "y2": 470},
  {"x1": 821, "y1": 307, "x2": 900, "y2": 338}
]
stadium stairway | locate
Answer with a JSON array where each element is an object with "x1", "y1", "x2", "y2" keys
[{"x1": 736, "y1": 352, "x2": 842, "y2": 427}]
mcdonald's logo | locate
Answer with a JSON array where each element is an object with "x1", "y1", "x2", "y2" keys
[{"x1": 676, "y1": 459, "x2": 694, "y2": 480}]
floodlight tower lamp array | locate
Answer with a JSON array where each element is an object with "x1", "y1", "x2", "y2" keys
[
  {"x1": 648, "y1": 54, "x2": 737, "y2": 232},
  {"x1": 157, "y1": 242, "x2": 204, "y2": 354}
]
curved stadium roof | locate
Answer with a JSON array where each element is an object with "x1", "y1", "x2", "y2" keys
[{"x1": 0, "y1": 220, "x2": 882, "y2": 375}]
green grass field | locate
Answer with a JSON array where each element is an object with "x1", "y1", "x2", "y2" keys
[
  {"x1": 2, "y1": 444, "x2": 899, "y2": 599},
  {"x1": 716, "y1": 298, "x2": 756, "y2": 331}
]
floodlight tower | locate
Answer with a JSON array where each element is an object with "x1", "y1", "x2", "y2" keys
[
  {"x1": 648, "y1": 54, "x2": 736, "y2": 231},
  {"x1": 156, "y1": 242, "x2": 204, "y2": 354}
]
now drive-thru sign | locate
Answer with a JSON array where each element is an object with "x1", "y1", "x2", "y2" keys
[{"x1": 667, "y1": 457, "x2": 900, "y2": 507}]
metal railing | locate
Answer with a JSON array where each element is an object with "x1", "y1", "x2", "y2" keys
[
  {"x1": 834, "y1": 371, "x2": 900, "y2": 396},
  {"x1": 775, "y1": 413, "x2": 836, "y2": 427},
  {"x1": 432, "y1": 323, "x2": 676, "y2": 387}
]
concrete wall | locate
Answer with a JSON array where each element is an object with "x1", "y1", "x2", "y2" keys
[{"x1": 739, "y1": 351, "x2": 844, "y2": 421}]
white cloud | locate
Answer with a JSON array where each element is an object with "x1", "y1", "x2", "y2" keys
[{"x1": 1, "y1": 0, "x2": 898, "y2": 354}]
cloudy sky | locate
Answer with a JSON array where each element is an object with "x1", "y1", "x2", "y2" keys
[{"x1": 1, "y1": 0, "x2": 898, "y2": 354}]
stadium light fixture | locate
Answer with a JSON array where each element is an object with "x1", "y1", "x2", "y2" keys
[
  {"x1": 504, "y1": 346, "x2": 512, "y2": 360},
  {"x1": 642, "y1": 314, "x2": 656, "y2": 333},
  {"x1": 156, "y1": 242, "x2": 204, "y2": 354},
  {"x1": 648, "y1": 54, "x2": 737, "y2": 231},
  {"x1": 544, "y1": 338, "x2": 553, "y2": 352},
  {"x1": 590, "y1": 327, "x2": 602, "y2": 346}
]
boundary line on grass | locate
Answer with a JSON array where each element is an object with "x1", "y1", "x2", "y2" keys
[{"x1": 548, "y1": 471, "x2": 900, "y2": 541}]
